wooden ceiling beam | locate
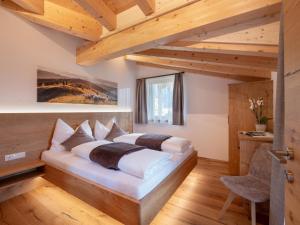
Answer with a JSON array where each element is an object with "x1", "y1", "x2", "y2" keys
[
  {"x1": 73, "y1": 0, "x2": 116, "y2": 31},
  {"x1": 137, "y1": 49, "x2": 278, "y2": 70},
  {"x1": 101, "y1": 1, "x2": 279, "y2": 43},
  {"x1": 126, "y1": 55, "x2": 272, "y2": 79},
  {"x1": 101, "y1": 0, "x2": 200, "y2": 39},
  {"x1": 134, "y1": 62, "x2": 265, "y2": 82},
  {"x1": 136, "y1": 62, "x2": 264, "y2": 82},
  {"x1": 77, "y1": 0, "x2": 281, "y2": 65},
  {"x1": 10, "y1": 0, "x2": 44, "y2": 14},
  {"x1": 136, "y1": 0, "x2": 155, "y2": 16},
  {"x1": 199, "y1": 21, "x2": 280, "y2": 45},
  {"x1": 105, "y1": 0, "x2": 136, "y2": 14},
  {"x1": 0, "y1": 0, "x2": 102, "y2": 41},
  {"x1": 187, "y1": 13, "x2": 280, "y2": 44},
  {"x1": 160, "y1": 41, "x2": 278, "y2": 58}
]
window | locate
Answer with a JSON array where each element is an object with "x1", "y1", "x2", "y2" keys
[{"x1": 146, "y1": 75, "x2": 175, "y2": 124}]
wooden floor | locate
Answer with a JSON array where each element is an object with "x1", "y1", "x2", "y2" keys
[{"x1": 0, "y1": 158, "x2": 253, "y2": 225}]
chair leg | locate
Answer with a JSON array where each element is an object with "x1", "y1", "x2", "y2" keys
[
  {"x1": 218, "y1": 192, "x2": 236, "y2": 219},
  {"x1": 251, "y1": 201, "x2": 256, "y2": 225}
]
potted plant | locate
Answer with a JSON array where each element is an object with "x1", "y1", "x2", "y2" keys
[{"x1": 249, "y1": 97, "x2": 269, "y2": 132}]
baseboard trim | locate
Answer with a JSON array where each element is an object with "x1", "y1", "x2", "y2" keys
[{"x1": 197, "y1": 156, "x2": 228, "y2": 164}]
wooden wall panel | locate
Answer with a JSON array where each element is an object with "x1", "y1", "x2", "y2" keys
[
  {"x1": 228, "y1": 80, "x2": 273, "y2": 175},
  {"x1": 0, "y1": 112, "x2": 133, "y2": 168}
]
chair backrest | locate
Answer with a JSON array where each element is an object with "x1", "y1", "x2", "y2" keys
[{"x1": 249, "y1": 143, "x2": 272, "y2": 184}]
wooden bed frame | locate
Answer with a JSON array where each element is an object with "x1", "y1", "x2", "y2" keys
[
  {"x1": 43, "y1": 151, "x2": 197, "y2": 225},
  {"x1": 0, "y1": 112, "x2": 197, "y2": 225}
]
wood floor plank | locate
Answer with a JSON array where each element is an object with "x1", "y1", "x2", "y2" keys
[
  {"x1": 0, "y1": 158, "x2": 253, "y2": 225},
  {"x1": 169, "y1": 195, "x2": 250, "y2": 225},
  {"x1": 0, "y1": 201, "x2": 31, "y2": 225},
  {"x1": 22, "y1": 192, "x2": 79, "y2": 225},
  {"x1": 10, "y1": 194, "x2": 53, "y2": 225},
  {"x1": 174, "y1": 189, "x2": 245, "y2": 214},
  {"x1": 159, "y1": 203, "x2": 224, "y2": 225},
  {"x1": 31, "y1": 184, "x2": 121, "y2": 225}
]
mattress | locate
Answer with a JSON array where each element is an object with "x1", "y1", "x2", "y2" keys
[{"x1": 41, "y1": 148, "x2": 194, "y2": 200}]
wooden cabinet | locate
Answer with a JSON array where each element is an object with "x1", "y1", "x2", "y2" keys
[
  {"x1": 229, "y1": 81, "x2": 273, "y2": 175},
  {"x1": 239, "y1": 133, "x2": 273, "y2": 175}
]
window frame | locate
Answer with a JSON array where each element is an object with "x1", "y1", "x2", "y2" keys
[{"x1": 145, "y1": 75, "x2": 175, "y2": 124}]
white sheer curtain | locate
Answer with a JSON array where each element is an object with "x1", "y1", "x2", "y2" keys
[{"x1": 146, "y1": 75, "x2": 175, "y2": 124}]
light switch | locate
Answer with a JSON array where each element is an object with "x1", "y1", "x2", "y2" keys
[{"x1": 5, "y1": 152, "x2": 26, "y2": 161}]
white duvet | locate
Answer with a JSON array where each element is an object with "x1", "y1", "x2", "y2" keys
[
  {"x1": 113, "y1": 133, "x2": 192, "y2": 154},
  {"x1": 71, "y1": 140, "x2": 172, "y2": 180}
]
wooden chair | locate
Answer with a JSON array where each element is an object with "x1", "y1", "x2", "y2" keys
[{"x1": 219, "y1": 146, "x2": 272, "y2": 225}]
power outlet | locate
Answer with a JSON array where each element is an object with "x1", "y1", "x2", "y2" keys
[{"x1": 5, "y1": 152, "x2": 26, "y2": 161}]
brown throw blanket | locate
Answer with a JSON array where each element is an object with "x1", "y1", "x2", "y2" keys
[
  {"x1": 89, "y1": 142, "x2": 144, "y2": 170},
  {"x1": 135, "y1": 134, "x2": 172, "y2": 151}
]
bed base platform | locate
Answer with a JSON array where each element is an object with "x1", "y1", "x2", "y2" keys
[{"x1": 43, "y1": 151, "x2": 197, "y2": 225}]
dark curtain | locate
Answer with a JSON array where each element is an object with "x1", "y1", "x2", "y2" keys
[
  {"x1": 135, "y1": 79, "x2": 148, "y2": 124},
  {"x1": 172, "y1": 73, "x2": 184, "y2": 125}
]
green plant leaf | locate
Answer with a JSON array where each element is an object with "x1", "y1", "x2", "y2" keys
[{"x1": 259, "y1": 116, "x2": 269, "y2": 124}]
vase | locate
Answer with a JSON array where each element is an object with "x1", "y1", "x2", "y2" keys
[{"x1": 255, "y1": 124, "x2": 267, "y2": 132}]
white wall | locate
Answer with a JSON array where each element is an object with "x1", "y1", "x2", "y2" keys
[
  {"x1": 134, "y1": 66, "x2": 238, "y2": 161},
  {"x1": 0, "y1": 8, "x2": 137, "y2": 113}
]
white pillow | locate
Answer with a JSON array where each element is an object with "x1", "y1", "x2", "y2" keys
[
  {"x1": 106, "y1": 117, "x2": 116, "y2": 130},
  {"x1": 94, "y1": 120, "x2": 110, "y2": 140},
  {"x1": 94, "y1": 117, "x2": 116, "y2": 140},
  {"x1": 80, "y1": 120, "x2": 93, "y2": 137},
  {"x1": 50, "y1": 119, "x2": 93, "y2": 151},
  {"x1": 51, "y1": 119, "x2": 74, "y2": 146}
]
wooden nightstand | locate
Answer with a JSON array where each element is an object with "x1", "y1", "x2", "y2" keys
[{"x1": 0, "y1": 160, "x2": 45, "y2": 202}]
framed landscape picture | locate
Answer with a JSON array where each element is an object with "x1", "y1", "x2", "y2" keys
[{"x1": 37, "y1": 69, "x2": 118, "y2": 105}]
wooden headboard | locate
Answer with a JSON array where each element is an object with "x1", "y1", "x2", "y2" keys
[{"x1": 0, "y1": 112, "x2": 133, "y2": 168}]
